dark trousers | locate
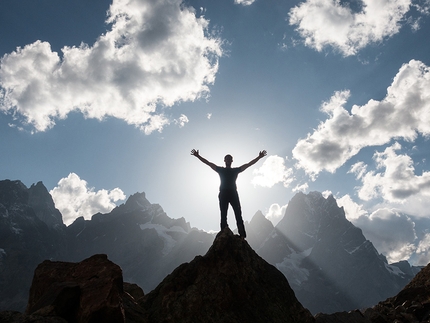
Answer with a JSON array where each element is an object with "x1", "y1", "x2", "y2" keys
[{"x1": 218, "y1": 189, "x2": 246, "y2": 238}]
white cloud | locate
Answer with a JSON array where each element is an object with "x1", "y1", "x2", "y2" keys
[
  {"x1": 174, "y1": 114, "x2": 189, "y2": 128},
  {"x1": 234, "y1": 0, "x2": 256, "y2": 5},
  {"x1": 293, "y1": 182, "x2": 309, "y2": 193},
  {"x1": 336, "y1": 194, "x2": 368, "y2": 220},
  {"x1": 354, "y1": 208, "x2": 417, "y2": 263},
  {"x1": 50, "y1": 173, "x2": 126, "y2": 225},
  {"x1": 293, "y1": 60, "x2": 430, "y2": 176},
  {"x1": 416, "y1": 233, "x2": 430, "y2": 265},
  {"x1": 251, "y1": 155, "x2": 294, "y2": 188},
  {"x1": 348, "y1": 143, "x2": 430, "y2": 219},
  {"x1": 338, "y1": 196, "x2": 417, "y2": 263},
  {"x1": 289, "y1": 0, "x2": 412, "y2": 56},
  {"x1": 0, "y1": 0, "x2": 222, "y2": 133},
  {"x1": 266, "y1": 203, "x2": 287, "y2": 226}
]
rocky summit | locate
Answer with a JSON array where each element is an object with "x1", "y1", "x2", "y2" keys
[
  {"x1": 140, "y1": 227, "x2": 314, "y2": 323},
  {"x1": 0, "y1": 228, "x2": 315, "y2": 323}
]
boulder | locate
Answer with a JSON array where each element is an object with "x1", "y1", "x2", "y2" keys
[{"x1": 26, "y1": 254, "x2": 126, "y2": 323}]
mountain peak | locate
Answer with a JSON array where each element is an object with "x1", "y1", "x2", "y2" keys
[
  {"x1": 0, "y1": 179, "x2": 28, "y2": 207},
  {"x1": 140, "y1": 227, "x2": 314, "y2": 323},
  {"x1": 28, "y1": 181, "x2": 64, "y2": 228},
  {"x1": 124, "y1": 192, "x2": 151, "y2": 210},
  {"x1": 246, "y1": 211, "x2": 274, "y2": 250}
]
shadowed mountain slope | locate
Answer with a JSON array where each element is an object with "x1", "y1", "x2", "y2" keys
[{"x1": 254, "y1": 192, "x2": 418, "y2": 314}]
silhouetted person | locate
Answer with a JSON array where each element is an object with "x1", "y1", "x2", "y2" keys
[{"x1": 191, "y1": 149, "x2": 267, "y2": 238}]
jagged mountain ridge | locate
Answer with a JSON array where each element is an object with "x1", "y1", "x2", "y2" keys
[
  {"x1": 249, "y1": 191, "x2": 419, "y2": 314},
  {"x1": 0, "y1": 179, "x2": 421, "y2": 315},
  {"x1": 66, "y1": 191, "x2": 214, "y2": 292},
  {"x1": 0, "y1": 180, "x2": 69, "y2": 311},
  {"x1": 0, "y1": 179, "x2": 214, "y2": 312}
]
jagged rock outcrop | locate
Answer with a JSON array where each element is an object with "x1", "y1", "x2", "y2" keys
[
  {"x1": 26, "y1": 254, "x2": 125, "y2": 322},
  {"x1": 140, "y1": 227, "x2": 315, "y2": 323},
  {"x1": 28, "y1": 181, "x2": 64, "y2": 229},
  {"x1": 0, "y1": 254, "x2": 146, "y2": 323}
]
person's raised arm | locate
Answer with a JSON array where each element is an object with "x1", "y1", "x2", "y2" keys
[
  {"x1": 239, "y1": 150, "x2": 267, "y2": 172},
  {"x1": 191, "y1": 149, "x2": 217, "y2": 171}
]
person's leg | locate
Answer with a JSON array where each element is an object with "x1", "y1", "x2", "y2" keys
[
  {"x1": 230, "y1": 191, "x2": 246, "y2": 238},
  {"x1": 218, "y1": 191, "x2": 229, "y2": 230}
]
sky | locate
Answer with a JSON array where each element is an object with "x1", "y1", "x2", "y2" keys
[{"x1": 1, "y1": 0, "x2": 430, "y2": 266}]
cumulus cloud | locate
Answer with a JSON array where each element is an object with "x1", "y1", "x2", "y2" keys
[
  {"x1": 50, "y1": 173, "x2": 126, "y2": 225},
  {"x1": 337, "y1": 195, "x2": 418, "y2": 263},
  {"x1": 266, "y1": 203, "x2": 288, "y2": 226},
  {"x1": 289, "y1": 0, "x2": 411, "y2": 56},
  {"x1": 292, "y1": 59, "x2": 430, "y2": 176},
  {"x1": 174, "y1": 114, "x2": 189, "y2": 128},
  {"x1": 234, "y1": 0, "x2": 257, "y2": 5},
  {"x1": 336, "y1": 194, "x2": 367, "y2": 220},
  {"x1": 416, "y1": 233, "x2": 430, "y2": 265},
  {"x1": 251, "y1": 155, "x2": 294, "y2": 188},
  {"x1": 351, "y1": 143, "x2": 430, "y2": 203},
  {"x1": 293, "y1": 182, "x2": 309, "y2": 193},
  {"x1": 355, "y1": 208, "x2": 417, "y2": 263},
  {"x1": 0, "y1": 0, "x2": 222, "y2": 133}
]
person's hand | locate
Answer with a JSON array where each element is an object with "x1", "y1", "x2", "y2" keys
[
  {"x1": 259, "y1": 150, "x2": 267, "y2": 159},
  {"x1": 191, "y1": 149, "x2": 199, "y2": 157}
]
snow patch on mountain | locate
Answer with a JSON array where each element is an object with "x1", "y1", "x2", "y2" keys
[
  {"x1": 385, "y1": 263, "x2": 405, "y2": 276},
  {"x1": 0, "y1": 248, "x2": 6, "y2": 260},
  {"x1": 139, "y1": 222, "x2": 187, "y2": 255},
  {"x1": 276, "y1": 248, "x2": 312, "y2": 286}
]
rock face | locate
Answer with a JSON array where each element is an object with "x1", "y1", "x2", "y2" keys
[
  {"x1": 28, "y1": 181, "x2": 64, "y2": 229},
  {"x1": 140, "y1": 227, "x2": 314, "y2": 323},
  {"x1": 26, "y1": 254, "x2": 125, "y2": 322},
  {"x1": 255, "y1": 192, "x2": 418, "y2": 314}
]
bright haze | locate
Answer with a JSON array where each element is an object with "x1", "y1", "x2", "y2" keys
[{"x1": 1, "y1": 0, "x2": 430, "y2": 265}]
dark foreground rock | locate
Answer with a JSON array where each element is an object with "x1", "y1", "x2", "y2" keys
[
  {"x1": 1, "y1": 228, "x2": 315, "y2": 322},
  {"x1": 25, "y1": 254, "x2": 128, "y2": 322},
  {"x1": 140, "y1": 227, "x2": 315, "y2": 323}
]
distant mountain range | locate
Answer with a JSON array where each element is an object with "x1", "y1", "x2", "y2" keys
[{"x1": 0, "y1": 179, "x2": 422, "y2": 314}]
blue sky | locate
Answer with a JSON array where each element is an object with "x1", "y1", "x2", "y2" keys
[{"x1": 1, "y1": 0, "x2": 430, "y2": 265}]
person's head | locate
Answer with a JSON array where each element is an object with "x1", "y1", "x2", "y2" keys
[{"x1": 224, "y1": 154, "x2": 233, "y2": 167}]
